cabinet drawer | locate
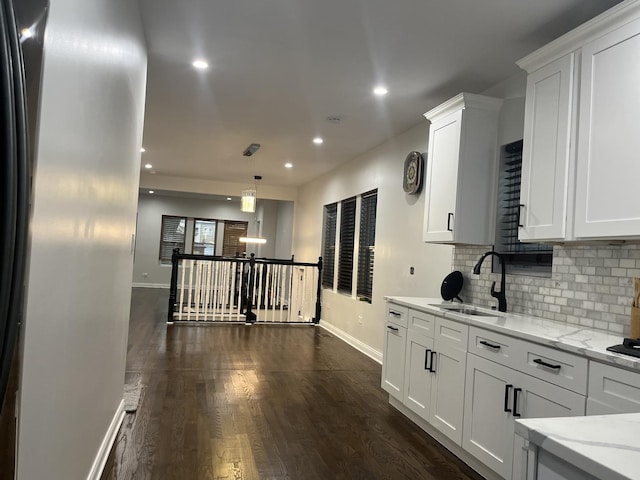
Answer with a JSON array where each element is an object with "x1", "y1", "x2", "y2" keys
[
  {"x1": 434, "y1": 316, "x2": 468, "y2": 351},
  {"x1": 468, "y1": 326, "x2": 521, "y2": 368},
  {"x1": 408, "y1": 309, "x2": 435, "y2": 338},
  {"x1": 520, "y1": 342, "x2": 587, "y2": 395},
  {"x1": 386, "y1": 304, "x2": 408, "y2": 328},
  {"x1": 587, "y1": 361, "x2": 640, "y2": 414}
]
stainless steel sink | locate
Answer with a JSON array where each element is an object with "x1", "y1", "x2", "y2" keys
[{"x1": 429, "y1": 304, "x2": 498, "y2": 317}]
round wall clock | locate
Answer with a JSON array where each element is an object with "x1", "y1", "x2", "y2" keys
[{"x1": 403, "y1": 151, "x2": 424, "y2": 194}]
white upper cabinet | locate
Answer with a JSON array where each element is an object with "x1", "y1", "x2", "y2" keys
[
  {"x1": 518, "y1": 0, "x2": 640, "y2": 241},
  {"x1": 519, "y1": 54, "x2": 574, "y2": 242},
  {"x1": 574, "y1": 17, "x2": 640, "y2": 238},
  {"x1": 423, "y1": 93, "x2": 502, "y2": 245}
]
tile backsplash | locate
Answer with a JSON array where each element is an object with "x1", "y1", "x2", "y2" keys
[{"x1": 453, "y1": 244, "x2": 640, "y2": 336}]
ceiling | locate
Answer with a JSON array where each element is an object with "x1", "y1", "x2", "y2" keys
[{"x1": 137, "y1": 0, "x2": 621, "y2": 189}]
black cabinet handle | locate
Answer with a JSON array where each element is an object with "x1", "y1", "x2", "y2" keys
[
  {"x1": 389, "y1": 310, "x2": 401, "y2": 317},
  {"x1": 513, "y1": 388, "x2": 522, "y2": 417},
  {"x1": 447, "y1": 213, "x2": 454, "y2": 232},
  {"x1": 504, "y1": 384, "x2": 513, "y2": 413},
  {"x1": 424, "y1": 349, "x2": 431, "y2": 370},
  {"x1": 429, "y1": 351, "x2": 437, "y2": 373},
  {"x1": 517, "y1": 204, "x2": 525, "y2": 228},
  {"x1": 533, "y1": 358, "x2": 561, "y2": 370},
  {"x1": 480, "y1": 340, "x2": 501, "y2": 350},
  {"x1": 387, "y1": 325, "x2": 399, "y2": 332}
]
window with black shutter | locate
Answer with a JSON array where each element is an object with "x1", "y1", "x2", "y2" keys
[
  {"x1": 337, "y1": 197, "x2": 356, "y2": 294},
  {"x1": 159, "y1": 215, "x2": 186, "y2": 262},
  {"x1": 494, "y1": 140, "x2": 552, "y2": 275},
  {"x1": 357, "y1": 190, "x2": 377, "y2": 303},
  {"x1": 321, "y1": 203, "x2": 337, "y2": 288}
]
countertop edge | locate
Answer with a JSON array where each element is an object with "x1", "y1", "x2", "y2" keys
[{"x1": 384, "y1": 296, "x2": 637, "y2": 371}]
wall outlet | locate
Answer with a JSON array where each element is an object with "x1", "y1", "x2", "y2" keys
[{"x1": 143, "y1": 272, "x2": 148, "y2": 278}]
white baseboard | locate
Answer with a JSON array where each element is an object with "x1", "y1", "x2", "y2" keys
[
  {"x1": 86, "y1": 399, "x2": 125, "y2": 480},
  {"x1": 132, "y1": 282, "x2": 169, "y2": 289},
  {"x1": 319, "y1": 320, "x2": 382, "y2": 364}
]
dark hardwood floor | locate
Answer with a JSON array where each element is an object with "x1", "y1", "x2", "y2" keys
[{"x1": 101, "y1": 288, "x2": 484, "y2": 480}]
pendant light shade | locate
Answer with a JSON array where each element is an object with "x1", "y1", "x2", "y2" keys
[
  {"x1": 241, "y1": 175, "x2": 261, "y2": 213},
  {"x1": 241, "y1": 189, "x2": 256, "y2": 212}
]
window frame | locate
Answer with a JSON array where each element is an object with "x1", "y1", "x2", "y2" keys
[
  {"x1": 337, "y1": 196, "x2": 357, "y2": 295},
  {"x1": 357, "y1": 190, "x2": 377, "y2": 303},
  {"x1": 159, "y1": 215, "x2": 187, "y2": 262},
  {"x1": 321, "y1": 190, "x2": 378, "y2": 303},
  {"x1": 192, "y1": 218, "x2": 217, "y2": 256}
]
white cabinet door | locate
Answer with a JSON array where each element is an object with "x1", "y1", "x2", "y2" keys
[
  {"x1": 463, "y1": 354, "x2": 519, "y2": 479},
  {"x1": 381, "y1": 321, "x2": 407, "y2": 399},
  {"x1": 423, "y1": 110, "x2": 462, "y2": 243},
  {"x1": 429, "y1": 339, "x2": 466, "y2": 446},
  {"x1": 404, "y1": 330, "x2": 434, "y2": 420},
  {"x1": 575, "y1": 17, "x2": 640, "y2": 238},
  {"x1": 519, "y1": 54, "x2": 574, "y2": 241}
]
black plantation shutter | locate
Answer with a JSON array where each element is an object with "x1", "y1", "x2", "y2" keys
[
  {"x1": 495, "y1": 140, "x2": 552, "y2": 272},
  {"x1": 159, "y1": 215, "x2": 186, "y2": 261},
  {"x1": 357, "y1": 190, "x2": 377, "y2": 303},
  {"x1": 337, "y1": 197, "x2": 356, "y2": 294},
  {"x1": 222, "y1": 221, "x2": 248, "y2": 257},
  {"x1": 321, "y1": 203, "x2": 337, "y2": 288}
]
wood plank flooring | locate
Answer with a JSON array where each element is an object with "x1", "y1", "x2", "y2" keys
[{"x1": 101, "y1": 288, "x2": 484, "y2": 480}]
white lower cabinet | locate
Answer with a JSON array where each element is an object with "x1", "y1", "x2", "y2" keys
[
  {"x1": 381, "y1": 301, "x2": 634, "y2": 480},
  {"x1": 463, "y1": 355, "x2": 520, "y2": 478},
  {"x1": 381, "y1": 315, "x2": 407, "y2": 399},
  {"x1": 429, "y1": 338, "x2": 466, "y2": 445},
  {"x1": 463, "y1": 354, "x2": 585, "y2": 480},
  {"x1": 402, "y1": 313, "x2": 467, "y2": 446},
  {"x1": 403, "y1": 330, "x2": 434, "y2": 419}
]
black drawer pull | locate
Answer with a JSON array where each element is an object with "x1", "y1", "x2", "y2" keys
[
  {"x1": 447, "y1": 213, "x2": 454, "y2": 232},
  {"x1": 429, "y1": 351, "x2": 437, "y2": 373},
  {"x1": 479, "y1": 340, "x2": 501, "y2": 350},
  {"x1": 533, "y1": 358, "x2": 561, "y2": 370},
  {"x1": 504, "y1": 384, "x2": 512, "y2": 413},
  {"x1": 424, "y1": 349, "x2": 431, "y2": 370},
  {"x1": 387, "y1": 325, "x2": 399, "y2": 332},
  {"x1": 513, "y1": 387, "x2": 522, "y2": 417},
  {"x1": 517, "y1": 204, "x2": 524, "y2": 228},
  {"x1": 389, "y1": 310, "x2": 401, "y2": 317}
]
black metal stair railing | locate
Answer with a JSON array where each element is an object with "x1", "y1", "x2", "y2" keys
[{"x1": 168, "y1": 249, "x2": 322, "y2": 324}]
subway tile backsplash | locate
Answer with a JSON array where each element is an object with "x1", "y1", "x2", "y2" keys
[{"x1": 453, "y1": 244, "x2": 640, "y2": 336}]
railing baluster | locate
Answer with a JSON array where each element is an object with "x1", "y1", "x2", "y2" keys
[{"x1": 178, "y1": 258, "x2": 187, "y2": 321}]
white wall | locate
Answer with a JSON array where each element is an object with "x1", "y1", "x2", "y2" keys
[
  {"x1": 17, "y1": 0, "x2": 147, "y2": 478},
  {"x1": 133, "y1": 193, "x2": 294, "y2": 286},
  {"x1": 275, "y1": 201, "x2": 294, "y2": 260},
  {"x1": 293, "y1": 124, "x2": 453, "y2": 357}
]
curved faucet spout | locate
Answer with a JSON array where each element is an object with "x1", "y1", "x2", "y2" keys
[{"x1": 472, "y1": 251, "x2": 507, "y2": 312}]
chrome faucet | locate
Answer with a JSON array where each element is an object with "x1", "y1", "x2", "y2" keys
[{"x1": 473, "y1": 251, "x2": 507, "y2": 312}]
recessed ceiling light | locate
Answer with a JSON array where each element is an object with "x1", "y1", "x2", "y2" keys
[
  {"x1": 284, "y1": 163, "x2": 293, "y2": 169},
  {"x1": 20, "y1": 27, "x2": 34, "y2": 39},
  {"x1": 313, "y1": 137, "x2": 323, "y2": 145},
  {"x1": 373, "y1": 86, "x2": 388, "y2": 96},
  {"x1": 192, "y1": 59, "x2": 209, "y2": 70},
  {"x1": 149, "y1": 190, "x2": 155, "y2": 194},
  {"x1": 140, "y1": 147, "x2": 146, "y2": 153},
  {"x1": 144, "y1": 163, "x2": 152, "y2": 169},
  {"x1": 226, "y1": 197, "x2": 232, "y2": 201}
]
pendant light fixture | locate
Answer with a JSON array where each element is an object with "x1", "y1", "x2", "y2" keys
[{"x1": 241, "y1": 175, "x2": 261, "y2": 213}]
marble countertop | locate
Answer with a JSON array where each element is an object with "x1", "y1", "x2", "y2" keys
[
  {"x1": 385, "y1": 296, "x2": 639, "y2": 371},
  {"x1": 515, "y1": 413, "x2": 640, "y2": 480}
]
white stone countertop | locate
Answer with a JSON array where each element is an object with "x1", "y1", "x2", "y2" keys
[
  {"x1": 384, "y1": 296, "x2": 639, "y2": 371},
  {"x1": 515, "y1": 413, "x2": 640, "y2": 480}
]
